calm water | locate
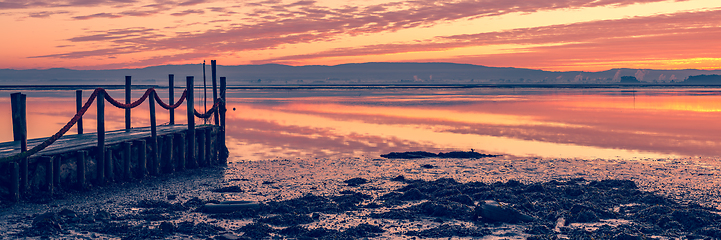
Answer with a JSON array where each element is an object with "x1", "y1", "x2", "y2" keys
[{"x1": 2, "y1": 87, "x2": 721, "y2": 161}]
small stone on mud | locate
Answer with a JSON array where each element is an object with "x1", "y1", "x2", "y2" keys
[
  {"x1": 421, "y1": 164, "x2": 436, "y2": 169},
  {"x1": 212, "y1": 186, "x2": 244, "y2": 193},
  {"x1": 215, "y1": 233, "x2": 241, "y2": 240},
  {"x1": 344, "y1": 177, "x2": 369, "y2": 186}
]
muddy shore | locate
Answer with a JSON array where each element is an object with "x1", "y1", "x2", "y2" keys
[{"x1": 1, "y1": 155, "x2": 720, "y2": 239}]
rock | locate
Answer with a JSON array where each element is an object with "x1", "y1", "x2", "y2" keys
[
  {"x1": 203, "y1": 202, "x2": 260, "y2": 213},
  {"x1": 33, "y1": 212, "x2": 62, "y2": 231},
  {"x1": 212, "y1": 186, "x2": 244, "y2": 193},
  {"x1": 160, "y1": 221, "x2": 176, "y2": 233},
  {"x1": 421, "y1": 164, "x2": 436, "y2": 169},
  {"x1": 381, "y1": 151, "x2": 438, "y2": 159},
  {"x1": 94, "y1": 210, "x2": 111, "y2": 221},
  {"x1": 399, "y1": 188, "x2": 428, "y2": 201},
  {"x1": 58, "y1": 209, "x2": 77, "y2": 218},
  {"x1": 476, "y1": 200, "x2": 534, "y2": 223},
  {"x1": 344, "y1": 177, "x2": 369, "y2": 186},
  {"x1": 215, "y1": 233, "x2": 241, "y2": 240},
  {"x1": 390, "y1": 175, "x2": 406, "y2": 181}
]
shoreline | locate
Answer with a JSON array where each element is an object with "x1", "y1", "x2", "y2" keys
[{"x1": 2, "y1": 155, "x2": 720, "y2": 239}]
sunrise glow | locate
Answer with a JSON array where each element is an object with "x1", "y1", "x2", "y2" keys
[{"x1": 1, "y1": 0, "x2": 720, "y2": 71}]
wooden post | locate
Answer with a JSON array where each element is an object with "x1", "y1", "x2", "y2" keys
[
  {"x1": 150, "y1": 90, "x2": 158, "y2": 175},
  {"x1": 11, "y1": 93, "x2": 29, "y2": 190},
  {"x1": 97, "y1": 90, "x2": 105, "y2": 184},
  {"x1": 163, "y1": 134, "x2": 174, "y2": 173},
  {"x1": 43, "y1": 156, "x2": 53, "y2": 195},
  {"x1": 11, "y1": 92, "x2": 27, "y2": 148},
  {"x1": 135, "y1": 139, "x2": 146, "y2": 179},
  {"x1": 205, "y1": 128, "x2": 212, "y2": 165},
  {"x1": 76, "y1": 150, "x2": 86, "y2": 190},
  {"x1": 123, "y1": 142, "x2": 131, "y2": 181},
  {"x1": 175, "y1": 132, "x2": 186, "y2": 171},
  {"x1": 10, "y1": 162, "x2": 20, "y2": 202},
  {"x1": 186, "y1": 76, "x2": 195, "y2": 168},
  {"x1": 198, "y1": 129, "x2": 205, "y2": 167},
  {"x1": 53, "y1": 155, "x2": 60, "y2": 188},
  {"x1": 76, "y1": 90, "x2": 83, "y2": 134},
  {"x1": 169, "y1": 74, "x2": 175, "y2": 125},
  {"x1": 106, "y1": 148, "x2": 113, "y2": 182},
  {"x1": 125, "y1": 76, "x2": 131, "y2": 131},
  {"x1": 220, "y1": 77, "x2": 227, "y2": 163},
  {"x1": 212, "y1": 60, "x2": 219, "y2": 126}
]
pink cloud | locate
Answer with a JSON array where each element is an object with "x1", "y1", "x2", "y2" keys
[
  {"x1": 170, "y1": 9, "x2": 204, "y2": 16},
  {"x1": 27, "y1": 0, "x2": 710, "y2": 69}
]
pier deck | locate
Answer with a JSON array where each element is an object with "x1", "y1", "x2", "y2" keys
[{"x1": 0, "y1": 125, "x2": 193, "y2": 158}]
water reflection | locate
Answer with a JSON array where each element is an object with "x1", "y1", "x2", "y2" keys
[
  {"x1": 222, "y1": 88, "x2": 721, "y2": 161},
  {"x1": 2, "y1": 87, "x2": 721, "y2": 161}
]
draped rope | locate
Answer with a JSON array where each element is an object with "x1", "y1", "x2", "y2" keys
[
  {"x1": 0, "y1": 88, "x2": 100, "y2": 163},
  {"x1": 194, "y1": 99, "x2": 222, "y2": 119},
  {"x1": 0, "y1": 87, "x2": 209, "y2": 164}
]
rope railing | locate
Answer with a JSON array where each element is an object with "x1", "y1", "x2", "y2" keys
[
  {"x1": 1, "y1": 89, "x2": 100, "y2": 163},
  {"x1": 194, "y1": 99, "x2": 223, "y2": 119},
  {"x1": 0, "y1": 87, "x2": 218, "y2": 164}
]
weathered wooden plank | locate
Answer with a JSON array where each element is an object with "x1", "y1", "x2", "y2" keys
[
  {"x1": 10, "y1": 161, "x2": 20, "y2": 202},
  {"x1": 205, "y1": 128, "x2": 212, "y2": 165},
  {"x1": 43, "y1": 156, "x2": 53, "y2": 195},
  {"x1": 53, "y1": 154, "x2": 60, "y2": 187},
  {"x1": 0, "y1": 125, "x2": 189, "y2": 158},
  {"x1": 163, "y1": 134, "x2": 174, "y2": 173},
  {"x1": 123, "y1": 142, "x2": 131, "y2": 181},
  {"x1": 175, "y1": 132, "x2": 186, "y2": 171},
  {"x1": 135, "y1": 139, "x2": 146, "y2": 179},
  {"x1": 106, "y1": 148, "x2": 113, "y2": 182},
  {"x1": 198, "y1": 130, "x2": 205, "y2": 167}
]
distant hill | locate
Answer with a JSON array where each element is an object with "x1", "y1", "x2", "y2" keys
[
  {"x1": 1, "y1": 62, "x2": 721, "y2": 86},
  {"x1": 684, "y1": 74, "x2": 721, "y2": 84}
]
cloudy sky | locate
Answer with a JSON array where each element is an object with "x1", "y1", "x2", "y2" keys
[{"x1": 1, "y1": 0, "x2": 720, "y2": 71}]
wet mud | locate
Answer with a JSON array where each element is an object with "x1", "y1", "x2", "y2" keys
[{"x1": 2, "y1": 156, "x2": 721, "y2": 239}]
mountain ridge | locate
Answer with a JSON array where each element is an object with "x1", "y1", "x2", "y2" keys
[{"x1": 2, "y1": 62, "x2": 720, "y2": 86}]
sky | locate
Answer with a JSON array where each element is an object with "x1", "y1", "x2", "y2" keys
[{"x1": 1, "y1": 0, "x2": 720, "y2": 71}]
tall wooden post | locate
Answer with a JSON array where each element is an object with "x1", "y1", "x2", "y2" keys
[
  {"x1": 76, "y1": 90, "x2": 83, "y2": 134},
  {"x1": 169, "y1": 74, "x2": 175, "y2": 125},
  {"x1": 76, "y1": 150, "x2": 86, "y2": 190},
  {"x1": 97, "y1": 90, "x2": 105, "y2": 184},
  {"x1": 186, "y1": 76, "x2": 196, "y2": 168},
  {"x1": 11, "y1": 92, "x2": 27, "y2": 147},
  {"x1": 11, "y1": 92, "x2": 28, "y2": 191},
  {"x1": 220, "y1": 77, "x2": 227, "y2": 163},
  {"x1": 212, "y1": 60, "x2": 219, "y2": 126},
  {"x1": 125, "y1": 76, "x2": 131, "y2": 131},
  {"x1": 150, "y1": 90, "x2": 158, "y2": 175}
]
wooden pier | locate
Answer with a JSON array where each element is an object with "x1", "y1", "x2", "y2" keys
[{"x1": 0, "y1": 62, "x2": 228, "y2": 202}]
